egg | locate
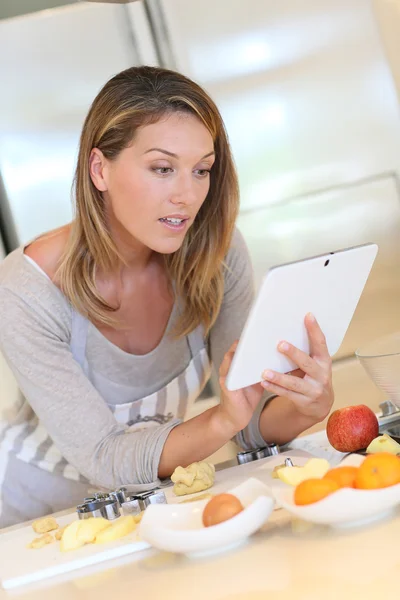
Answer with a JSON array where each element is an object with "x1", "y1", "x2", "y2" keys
[{"x1": 202, "y1": 493, "x2": 244, "y2": 527}]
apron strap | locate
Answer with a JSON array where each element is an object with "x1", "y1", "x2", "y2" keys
[
  {"x1": 176, "y1": 293, "x2": 206, "y2": 358},
  {"x1": 70, "y1": 309, "x2": 89, "y2": 366},
  {"x1": 186, "y1": 323, "x2": 206, "y2": 358}
]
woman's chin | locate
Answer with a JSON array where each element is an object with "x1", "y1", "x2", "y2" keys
[
  {"x1": 156, "y1": 240, "x2": 184, "y2": 255},
  {"x1": 143, "y1": 235, "x2": 184, "y2": 255}
]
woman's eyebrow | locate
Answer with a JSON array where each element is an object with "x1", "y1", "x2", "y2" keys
[{"x1": 144, "y1": 148, "x2": 215, "y2": 159}]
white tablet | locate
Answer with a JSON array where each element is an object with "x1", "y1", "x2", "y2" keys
[{"x1": 225, "y1": 243, "x2": 378, "y2": 391}]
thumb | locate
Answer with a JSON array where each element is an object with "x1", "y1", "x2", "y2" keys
[{"x1": 219, "y1": 340, "x2": 239, "y2": 378}]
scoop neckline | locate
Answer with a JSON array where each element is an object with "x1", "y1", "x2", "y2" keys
[
  {"x1": 20, "y1": 246, "x2": 179, "y2": 360},
  {"x1": 87, "y1": 300, "x2": 178, "y2": 360}
]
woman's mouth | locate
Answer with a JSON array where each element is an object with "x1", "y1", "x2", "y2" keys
[{"x1": 158, "y1": 217, "x2": 189, "y2": 232}]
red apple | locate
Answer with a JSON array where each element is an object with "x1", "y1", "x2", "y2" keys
[{"x1": 326, "y1": 405, "x2": 379, "y2": 453}]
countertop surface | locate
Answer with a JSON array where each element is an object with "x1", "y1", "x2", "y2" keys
[{"x1": 1, "y1": 428, "x2": 399, "y2": 600}]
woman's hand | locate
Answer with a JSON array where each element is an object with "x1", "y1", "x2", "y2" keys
[
  {"x1": 217, "y1": 342, "x2": 266, "y2": 434},
  {"x1": 260, "y1": 313, "x2": 334, "y2": 422},
  {"x1": 216, "y1": 313, "x2": 333, "y2": 437}
]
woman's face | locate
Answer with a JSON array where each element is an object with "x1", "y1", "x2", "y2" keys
[{"x1": 90, "y1": 112, "x2": 215, "y2": 255}]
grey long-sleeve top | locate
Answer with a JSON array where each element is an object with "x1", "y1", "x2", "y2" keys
[{"x1": 0, "y1": 228, "x2": 271, "y2": 489}]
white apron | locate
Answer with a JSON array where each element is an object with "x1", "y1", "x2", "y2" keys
[{"x1": 0, "y1": 307, "x2": 212, "y2": 526}]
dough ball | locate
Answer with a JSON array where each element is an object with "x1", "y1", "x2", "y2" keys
[
  {"x1": 32, "y1": 517, "x2": 58, "y2": 534},
  {"x1": 28, "y1": 533, "x2": 54, "y2": 549},
  {"x1": 171, "y1": 461, "x2": 215, "y2": 496}
]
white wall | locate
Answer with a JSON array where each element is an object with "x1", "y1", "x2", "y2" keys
[
  {"x1": 158, "y1": 0, "x2": 400, "y2": 412},
  {"x1": 374, "y1": 0, "x2": 400, "y2": 105},
  {"x1": 160, "y1": 0, "x2": 400, "y2": 360}
]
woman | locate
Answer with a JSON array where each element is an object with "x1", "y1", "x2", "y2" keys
[{"x1": 0, "y1": 66, "x2": 333, "y2": 527}]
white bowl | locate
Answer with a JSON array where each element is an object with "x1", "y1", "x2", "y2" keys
[
  {"x1": 272, "y1": 454, "x2": 400, "y2": 528},
  {"x1": 139, "y1": 477, "x2": 274, "y2": 556}
]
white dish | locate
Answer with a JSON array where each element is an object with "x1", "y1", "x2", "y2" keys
[
  {"x1": 272, "y1": 454, "x2": 400, "y2": 528},
  {"x1": 139, "y1": 477, "x2": 274, "y2": 556}
]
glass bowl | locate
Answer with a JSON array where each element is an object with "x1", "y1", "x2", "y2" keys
[{"x1": 356, "y1": 332, "x2": 400, "y2": 407}]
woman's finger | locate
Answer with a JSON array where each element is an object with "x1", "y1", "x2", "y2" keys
[
  {"x1": 219, "y1": 340, "x2": 239, "y2": 378},
  {"x1": 260, "y1": 379, "x2": 306, "y2": 404},
  {"x1": 261, "y1": 378, "x2": 332, "y2": 421},
  {"x1": 261, "y1": 370, "x2": 313, "y2": 396},
  {"x1": 304, "y1": 313, "x2": 331, "y2": 363},
  {"x1": 277, "y1": 340, "x2": 323, "y2": 378}
]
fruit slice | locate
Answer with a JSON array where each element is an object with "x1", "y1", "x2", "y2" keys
[
  {"x1": 60, "y1": 518, "x2": 112, "y2": 552},
  {"x1": 60, "y1": 521, "x2": 85, "y2": 553},
  {"x1": 272, "y1": 463, "x2": 287, "y2": 479},
  {"x1": 366, "y1": 434, "x2": 400, "y2": 455},
  {"x1": 76, "y1": 518, "x2": 111, "y2": 544},
  {"x1": 304, "y1": 458, "x2": 331, "y2": 477},
  {"x1": 294, "y1": 478, "x2": 340, "y2": 505},
  {"x1": 94, "y1": 516, "x2": 136, "y2": 544},
  {"x1": 277, "y1": 467, "x2": 311, "y2": 486},
  {"x1": 55, "y1": 527, "x2": 66, "y2": 541},
  {"x1": 277, "y1": 458, "x2": 330, "y2": 486}
]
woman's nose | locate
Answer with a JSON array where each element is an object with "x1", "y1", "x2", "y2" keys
[{"x1": 170, "y1": 175, "x2": 198, "y2": 206}]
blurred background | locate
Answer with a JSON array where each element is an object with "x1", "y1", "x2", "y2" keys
[{"x1": 1, "y1": 0, "x2": 400, "y2": 434}]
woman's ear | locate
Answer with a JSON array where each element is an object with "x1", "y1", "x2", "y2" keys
[{"x1": 89, "y1": 148, "x2": 108, "y2": 192}]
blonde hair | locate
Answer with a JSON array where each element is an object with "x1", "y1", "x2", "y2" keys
[{"x1": 57, "y1": 66, "x2": 239, "y2": 338}]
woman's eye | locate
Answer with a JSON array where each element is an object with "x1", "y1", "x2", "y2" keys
[
  {"x1": 195, "y1": 169, "x2": 211, "y2": 177},
  {"x1": 153, "y1": 167, "x2": 173, "y2": 175}
]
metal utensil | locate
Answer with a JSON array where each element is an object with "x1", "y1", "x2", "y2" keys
[
  {"x1": 76, "y1": 488, "x2": 167, "y2": 520},
  {"x1": 77, "y1": 497, "x2": 121, "y2": 520},
  {"x1": 237, "y1": 443, "x2": 280, "y2": 464}
]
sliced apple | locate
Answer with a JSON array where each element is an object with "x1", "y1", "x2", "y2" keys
[
  {"x1": 277, "y1": 466, "x2": 310, "y2": 486},
  {"x1": 272, "y1": 463, "x2": 289, "y2": 479},
  {"x1": 60, "y1": 518, "x2": 112, "y2": 552},
  {"x1": 277, "y1": 458, "x2": 330, "y2": 486},
  {"x1": 366, "y1": 433, "x2": 400, "y2": 455},
  {"x1": 60, "y1": 521, "x2": 86, "y2": 553},
  {"x1": 94, "y1": 516, "x2": 136, "y2": 545},
  {"x1": 305, "y1": 458, "x2": 331, "y2": 476},
  {"x1": 76, "y1": 518, "x2": 111, "y2": 544}
]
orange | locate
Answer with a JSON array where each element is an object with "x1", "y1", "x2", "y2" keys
[
  {"x1": 294, "y1": 478, "x2": 340, "y2": 506},
  {"x1": 355, "y1": 452, "x2": 400, "y2": 490},
  {"x1": 323, "y1": 466, "x2": 358, "y2": 489}
]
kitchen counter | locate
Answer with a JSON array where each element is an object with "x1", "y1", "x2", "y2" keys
[{"x1": 1, "y1": 427, "x2": 399, "y2": 600}]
